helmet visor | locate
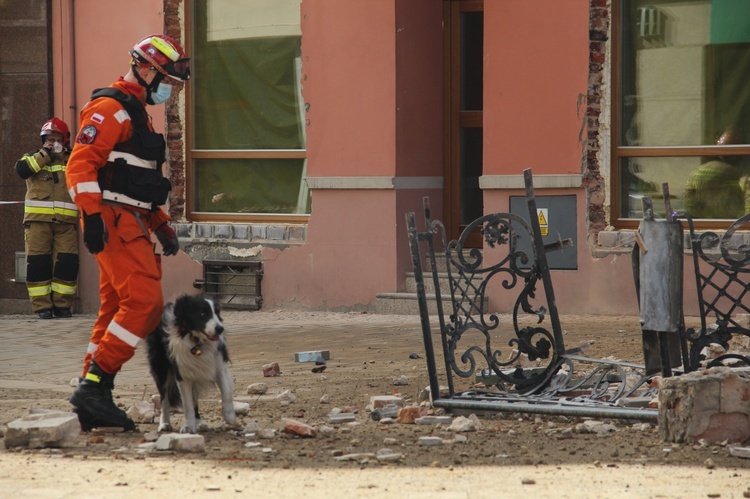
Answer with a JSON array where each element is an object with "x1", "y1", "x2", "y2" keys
[{"x1": 165, "y1": 58, "x2": 191, "y2": 81}]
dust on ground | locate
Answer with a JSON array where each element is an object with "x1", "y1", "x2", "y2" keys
[{"x1": 0, "y1": 311, "x2": 748, "y2": 498}]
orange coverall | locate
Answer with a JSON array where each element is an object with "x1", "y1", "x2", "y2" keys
[{"x1": 66, "y1": 78, "x2": 170, "y2": 377}]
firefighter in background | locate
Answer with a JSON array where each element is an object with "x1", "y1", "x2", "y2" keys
[
  {"x1": 15, "y1": 118, "x2": 79, "y2": 319},
  {"x1": 66, "y1": 34, "x2": 189, "y2": 430},
  {"x1": 684, "y1": 126, "x2": 749, "y2": 219}
]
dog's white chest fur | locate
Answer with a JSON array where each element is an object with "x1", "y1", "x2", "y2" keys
[{"x1": 166, "y1": 324, "x2": 225, "y2": 384}]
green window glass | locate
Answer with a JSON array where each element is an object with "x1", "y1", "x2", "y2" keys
[
  {"x1": 190, "y1": 0, "x2": 309, "y2": 216},
  {"x1": 616, "y1": 0, "x2": 750, "y2": 221}
]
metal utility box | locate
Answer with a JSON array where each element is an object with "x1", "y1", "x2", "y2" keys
[
  {"x1": 195, "y1": 260, "x2": 263, "y2": 310},
  {"x1": 15, "y1": 252, "x2": 26, "y2": 283},
  {"x1": 509, "y1": 195, "x2": 578, "y2": 270}
]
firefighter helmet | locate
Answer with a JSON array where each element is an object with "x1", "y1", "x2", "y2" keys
[
  {"x1": 40, "y1": 118, "x2": 71, "y2": 146},
  {"x1": 130, "y1": 34, "x2": 190, "y2": 81}
]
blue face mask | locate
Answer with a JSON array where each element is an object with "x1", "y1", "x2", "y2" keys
[{"x1": 149, "y1": 82, "x2": 173, "y2": 105}]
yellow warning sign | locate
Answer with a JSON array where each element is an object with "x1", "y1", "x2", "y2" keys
[{"x1": 538, "y1": 208, "x2": 549, "y2": 236}]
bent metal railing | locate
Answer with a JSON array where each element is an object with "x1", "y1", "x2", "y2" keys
[
  {"x1": 681, "y1": 213, "x2": 750, "y2": 371},
  {"x1": 407, "y1": 169, "x2": 658, "y2": 420}
]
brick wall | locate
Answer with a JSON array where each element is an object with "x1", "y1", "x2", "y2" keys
[
  {"x1": 585, "y1": 0, "x2": 610, "y2": 246},
  {"x1": 164, "y1": 0, "x2": 186, "y2": 221}
]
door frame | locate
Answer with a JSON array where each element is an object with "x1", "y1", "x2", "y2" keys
[{"x1": 443, "y1": 0, "x2": 483, "y2": 247}]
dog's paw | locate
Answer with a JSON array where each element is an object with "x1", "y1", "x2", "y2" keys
[
  {"x1": 223, "y1": 411, "x2": 237, "y2": 426},
  {"x1": 179, "y1": 425, "x2": 197, "y2": 434},
  {"x1": 223, "y1": 421, "x2": 242, "y2": 431},
  {"x1": 158, "y1": 423, "x2": 173, "y2": 433}
]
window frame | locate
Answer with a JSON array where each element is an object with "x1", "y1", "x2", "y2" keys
[
  {"x1": 610, "y1": 0, "x2": 750, "y2": 230},
  {"x1": 184, "y1": 0, "x2": 309, "y2": 224}
]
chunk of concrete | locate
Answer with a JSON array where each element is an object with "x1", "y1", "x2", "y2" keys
[
  {"x1": 4, "y1": 411, "x2": 81, "y2": 448},
  {"x1": 155, "y1": 433, "x2": 206, "y2": 453},
  {"x1": 370, "y1": 395, "x2": 404, "y2": 409},
  {"x1": 127, "y1": 401, "x2": 156, "y2": 423}
]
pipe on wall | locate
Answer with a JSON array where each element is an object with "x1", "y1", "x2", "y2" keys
[{"x1": 66, "y1": 0, "x2": 77, "y2": 135}]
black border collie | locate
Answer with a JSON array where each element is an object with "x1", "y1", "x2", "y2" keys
[{"x1": 146, "y1": 294, "x2": 236, "y2": 433}]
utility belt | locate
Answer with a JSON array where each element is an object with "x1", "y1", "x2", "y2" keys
[
  {"x1": 98, "y1": 150, "x2": 171, "y2": 211},
  {"x1": 102, "y1": 199, "x2": 153, "y2": 239}
]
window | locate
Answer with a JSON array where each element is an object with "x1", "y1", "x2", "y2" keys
[
  {"x1": 187, "y1": 0, "x2": 309, "y2": 222},
  {"x1": 614, "y1": 0, "x2": 750, "y2": 226}
]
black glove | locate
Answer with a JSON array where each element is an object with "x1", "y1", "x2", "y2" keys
[
  {"x1": 83, "y1": 213, "x2": 108, "y2": 254},
  {"x1": 155, "y1": 223, "x2": 179, "y2": 256}
]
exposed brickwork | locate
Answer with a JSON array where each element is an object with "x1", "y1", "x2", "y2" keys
[
  {"x1": 585, "y1": 0, "x2": 611, "y2": 246},
  {"x1": 164, "y1": 0, "x2": 186, "y2": 221}
]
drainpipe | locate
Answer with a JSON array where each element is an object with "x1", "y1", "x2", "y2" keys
[{"x1": 67, "y1": 0, "x2": 77, "y2": 135}]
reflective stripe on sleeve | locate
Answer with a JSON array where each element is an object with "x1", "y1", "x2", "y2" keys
[
  {"x1": 26, "y1": 155, "x2": 42, "y2": 173},
  {"x1": 71, "y1": 181, "x2": 102, "y2": 201},
  {"x1": 114, "y1": 110, "x2": 130, "y2": 123},
  {"x1": 86, "y1": 342, "x2": 99, "y2": 354}
]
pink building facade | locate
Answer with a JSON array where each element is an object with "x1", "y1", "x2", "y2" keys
[{"x1": 4, "y1": 0, "x2": 742, "y2": 316}]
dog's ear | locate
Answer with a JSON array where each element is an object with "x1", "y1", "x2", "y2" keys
[{"x1": 172, "y1": 296, "x2": 190, "y2": 328}]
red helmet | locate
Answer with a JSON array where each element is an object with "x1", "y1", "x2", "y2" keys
[
  {"x1": 130, "y1": 34, "x2": 190, "y2": 81},
  {"x1": 40, "y1": 118, "x2": 70, "y2": 146}
]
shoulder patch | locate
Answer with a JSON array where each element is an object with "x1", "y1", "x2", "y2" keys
[
  {"x1": 91, "y1": 113, "x2": 105, "y2": 124},
  {"x1": 76, "y1": 125, "x2": 98, "y2": 145}
]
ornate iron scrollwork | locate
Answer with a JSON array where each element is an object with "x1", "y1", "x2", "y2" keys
[
  {"x1": 407, "y1": 169, "x2": 659, "y2": 420},
  {"x1": 682, "y1": 213, "x2": 750, "y2": 370}
]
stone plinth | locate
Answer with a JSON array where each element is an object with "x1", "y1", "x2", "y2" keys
[{"x1": 658, "y1": 367, "x2": 750, "y2": 444}]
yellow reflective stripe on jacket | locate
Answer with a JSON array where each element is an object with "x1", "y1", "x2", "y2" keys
[
  {"x1": 27, "y1": 284, "x2": 52, "y2": 297},
  {"x1": 51, "y1": 282, "x2": 77, "y2": 295},
  {"x1": 24, "y1": 200, "x2": 79, "y2": 218},
  {"x1": 43, "y1": 164, "x2": 67, "y2": 173}
]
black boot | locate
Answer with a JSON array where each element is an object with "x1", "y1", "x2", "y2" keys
[{"x1": 70, "y1": 361, "x2": 135, "y2": 431}]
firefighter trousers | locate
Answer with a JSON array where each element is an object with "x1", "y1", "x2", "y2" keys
[
  {"x1": 24, "y1": 221, "x2": 79, "y2": 313},
  {"x1": 82, "y1": 204, "x2": 163, "y2": 376}
]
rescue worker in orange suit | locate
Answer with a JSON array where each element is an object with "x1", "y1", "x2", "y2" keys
[
  {"x1": 15, "y1": 118, "x2": 79, "y2": 319},
  {"x1": 66, "y1": 35, "x2": 189, "y2": 430}
]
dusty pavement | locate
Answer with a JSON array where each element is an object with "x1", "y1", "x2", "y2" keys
[{"x1": 1, "y1": 310, "x2": 749, "y2": 498}]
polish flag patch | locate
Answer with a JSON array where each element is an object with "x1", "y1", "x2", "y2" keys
[{"x1": 91, "y1": 113, "x2": 105, "y2": 124}]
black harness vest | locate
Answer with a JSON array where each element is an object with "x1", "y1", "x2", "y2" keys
[{"x1": 91, "y1": 88, "x2": 171, "y2": 210}]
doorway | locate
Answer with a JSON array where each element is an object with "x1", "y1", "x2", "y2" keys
[{"x1": 444, "y1": 0, "x2": 483, "y2": 246}]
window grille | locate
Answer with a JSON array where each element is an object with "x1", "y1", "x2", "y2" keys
[{"x1": 195, "y1": 260, "x2": 263, "y2": 310}]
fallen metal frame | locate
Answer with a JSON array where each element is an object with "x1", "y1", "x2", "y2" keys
[
  {"x1": 406, "y1": 169, "x2": 658, "y2": 420},
  {"x1": 681, "y1": 213, "x2": 750, "y2": 370}
]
